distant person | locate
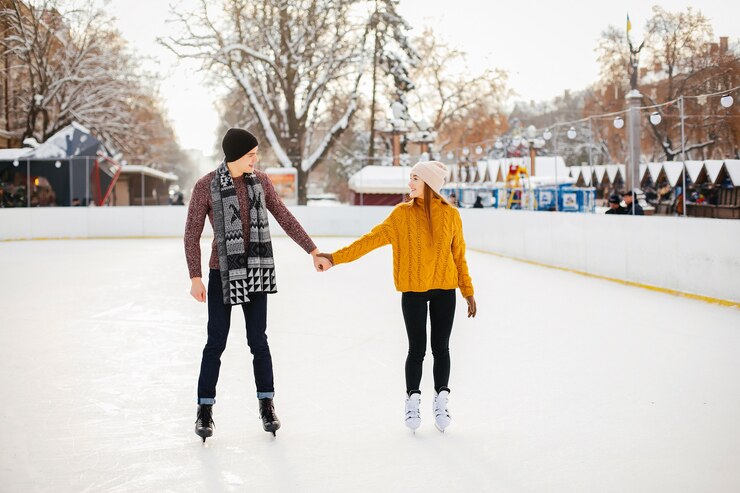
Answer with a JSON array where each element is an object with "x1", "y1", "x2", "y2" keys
[
  {"x1": 184, "y1": 128, "x2": 331, "y2": 442},
  {"x1": 473, "y1": 196, "x2": 484, "y2": 208},
  {"x1": 72, "y1": 198, "x2": 81, "y2": 206},
  {"x1": 605, "y1": 194, "x2": 626, "y2": 215},
  {"x1": 448, "y1": 192, "x2": 458, "y2": 207},
  {"x1": 622, "y1": 190, "x2": 644, "y2": 215}
]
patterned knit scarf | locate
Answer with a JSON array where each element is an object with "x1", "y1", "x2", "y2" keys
[{"x1": 210, "y1": 160, "x2": 277, "y2": 305}]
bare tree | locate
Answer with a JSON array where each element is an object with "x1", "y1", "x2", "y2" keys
[
  {"x1": 161, "y1": 0, "x2": 370, "y2": 204},
  {"x1": 591, "y1": 7, "x2": 738, "y2": 162},
  {"x1": 407, "y1": 28, "x2": 509, "y2": 151},
  {"x1": 0, "y1": 1, "x2": 134, "y2": 143}
]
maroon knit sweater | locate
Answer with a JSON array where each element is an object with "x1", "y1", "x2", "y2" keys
[{"x1": 184, "y1": 170, "x2": 316, "y2": 279}]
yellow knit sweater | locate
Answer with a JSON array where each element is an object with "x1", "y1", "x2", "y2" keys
[{"x1": 332, "y1": 197, "x2": 474, "y2": 297}]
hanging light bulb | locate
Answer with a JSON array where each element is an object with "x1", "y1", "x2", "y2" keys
[
  {"x1": 542, "y1": 129, "x2": 552, "y2": 141},
  {"x1": 567, "y1": 127, "x2": 577, "y2": 140},
  {"x1": 13, "y1": 159, "x2": 19, "y2": 167},
  {"x1": 462, "y1": 147, "x2": 470, "y2": 156},
  {"x1": 720, "y1": 94, "x2": 734, "y2": 108},
  {"x1": 613, "y1": 116, "x2": 624, "y2": 129},
  {"x1": 54, "y1": 160, "x2": 62, "y2": 168},
  {"x1": 475, "y1": 145, "x2": 483, "y2": 155},
  {"x1": 649, "y1": 112, "x2": 662, "y2": 125},
  {"x1": 494, "y1": 140, "x2": 503, "y2": 149},
  {"x1": 446, "y1": 151, "x2": 454, "y2": 160}
]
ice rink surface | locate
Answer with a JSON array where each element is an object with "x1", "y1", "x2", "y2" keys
[{"x1": 1, "y1": 237, "x2": 739, "y2": 492}]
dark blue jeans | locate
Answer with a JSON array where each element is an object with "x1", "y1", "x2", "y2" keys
[
  {"x1": 401, "y1": 289, "x2": 456, "y2": 395},
  {"x1": 197, "y1": 269, "x2": 274, "y2": 404}
]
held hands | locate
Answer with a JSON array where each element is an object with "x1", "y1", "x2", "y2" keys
[
  {"x1": 190, "y1": 277, "x2": 206, "y2": 303},
  {"x1": 465, "y1": 295, "x2": 477, "y2": 318},
  {"x1": 311, "y1": 249, "x2": 333, "y2": 272}
]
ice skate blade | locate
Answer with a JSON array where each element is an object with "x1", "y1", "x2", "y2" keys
[{"x1": 434, "y1": 422, "x2": 448, "y2": 433}]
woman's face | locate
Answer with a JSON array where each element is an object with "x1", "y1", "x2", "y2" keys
[{"x1": 408, "y1": 174, "x2": 425, "y2": 199}]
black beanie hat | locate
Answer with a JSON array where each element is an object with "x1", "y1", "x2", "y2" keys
[{"x1": 222, "y1": 128, "x2": 258, "y2": 162}]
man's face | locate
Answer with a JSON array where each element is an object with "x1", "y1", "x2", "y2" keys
[
  {"x1": 230, "y1": 146, "x2": 260, "y2": 174},
  {"x1": 623, "y1": 194, "x2": 633, "y2": 204}
]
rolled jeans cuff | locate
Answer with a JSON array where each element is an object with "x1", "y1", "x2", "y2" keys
[
  {"x1": 198, "y1": 398, "x2": 216, "y2": 405},
  {"x1": 257, "y1": 391, "x2": 275, "y2": 399}
]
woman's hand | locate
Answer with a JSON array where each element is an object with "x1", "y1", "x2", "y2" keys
[
  {"x1": 311, "y1": 249, "x2": 333, "y2": 272},
  {"x1": 317, "y1": 253, "x2": 334, "y2": 267},
  {"x1": 465, "y1": 295, "x2": 477, "y2": 318},
  {"x1": 190, "y1": 277, "x2": 206, "y2": 303}
]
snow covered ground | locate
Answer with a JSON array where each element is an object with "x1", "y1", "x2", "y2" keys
[{"x1": 1, "y1": 237, "x2": 739, "y2": 492}]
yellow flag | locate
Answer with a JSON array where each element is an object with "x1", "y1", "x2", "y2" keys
[{"x1": 627, "y1": 14, "x2": 632, "y2": 33}]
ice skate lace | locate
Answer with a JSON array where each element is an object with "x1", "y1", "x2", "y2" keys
[
  {"x1": 261, "y1": 401, "x2": 276, "y2": 422},
  {"x1": 197, "y1": 406, "x2": 214, "y2": 427},
  {"x1": 434, "y1": 396, "x2": 449, "y2": 417},
  {"x1": 405, "y1": 397, "x2": 420, "y2": 419}
]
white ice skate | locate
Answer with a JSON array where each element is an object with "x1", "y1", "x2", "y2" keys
[
  {"x1": 404, "y1": 393, "x2": 421, "y2": 431},
  {"x1": 433, "y1": 390, "x2": 451, "y2": 432}
]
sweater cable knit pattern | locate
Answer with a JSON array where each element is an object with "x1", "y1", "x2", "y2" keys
[{"x1": 331, "y1": 197, "x2": 474, "y2": 297}]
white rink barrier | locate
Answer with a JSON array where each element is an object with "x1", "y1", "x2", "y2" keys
[{"x1": 1, "y1": 206, "x2": 739, "y2": 303}]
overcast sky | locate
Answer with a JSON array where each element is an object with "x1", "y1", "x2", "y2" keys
[{"x1": 105, "y1": 0, "x2": 739, "y2": 156}]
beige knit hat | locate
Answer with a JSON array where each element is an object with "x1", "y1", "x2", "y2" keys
[{"x1": 410, "y1": 160, "x2": 448, "y2": 195}]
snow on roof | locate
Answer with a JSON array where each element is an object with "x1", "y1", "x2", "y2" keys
[
  {"x1": 532, "y1": 156, "x2": 568, "y2": 178},
  {"x1": 23, "y1": 122, "x2": 102, "y2": 159},
  {"x1": 639, "y1": 164, "x2": 648, "y2": 181},
  {"x1": 704, "y1": 160, "x2": 724, "y2": 183},
  {"x1": 264, "y1": 166, "x2": 297, "y2": 175},
  {"x1": 120, "y1": 165, "x2": 178, "y2": 181},
  {"x1": 605, "y1": 164, "x2": 621, "y2": 182},
  {"x1": 593, "y1": 165, "x2": 607, "y2": 183},
  {"x1": 684, "y1": 161, "x2": 705, "y2": 183},
  {"x1": 580, "y1": 166, "x2": 593, "y2": 185},
  {"x1": 0, "y1": 148, "x2": 29, "y2": 160},
  {"x1": 662, "y1": 162, "x2": 684, "y2": 187},
  {"x1": 723, "y1": 160, "x2": 740, "y2": 186},
  {"x1": 348, "y1": 165, "x2": 411, "y2": 194},
  {"x1": 647, "y1": 162, "x2": 663, "y2": 182}
]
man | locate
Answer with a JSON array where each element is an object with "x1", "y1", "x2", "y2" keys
[
  {"x1": 622, "y1": 189, "x2": 644, "y2": 215},
  {"x1": 184, "y1": 128, "x2": 330, "y2": 441},
  {"x1": 605, "y1": 194, "x2": 626, "y2": 215}
]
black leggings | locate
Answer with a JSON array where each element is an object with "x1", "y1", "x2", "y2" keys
[{"x1": 401, "y1": 289, "x2": 456, "y2": 395}]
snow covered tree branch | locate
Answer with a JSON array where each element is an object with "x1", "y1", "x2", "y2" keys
[{"x1": 161, "y1": 0, "x2": 370, "y2": 204}]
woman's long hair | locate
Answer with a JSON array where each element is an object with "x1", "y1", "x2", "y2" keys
[{"x1": 420, "y1": 185, "x2": 449, "y2": 240}]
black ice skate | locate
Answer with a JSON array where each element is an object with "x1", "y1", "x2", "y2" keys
[
  {"x1": 195, "y1": 404, "x2": 214, "y2": 442},
  {"x1": 259, "y1": 398, "x2": 281, "y2": 436}
]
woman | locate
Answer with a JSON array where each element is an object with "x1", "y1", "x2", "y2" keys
[{"x1": 318, "y1": 161, "x2": 476, "y2": 432}]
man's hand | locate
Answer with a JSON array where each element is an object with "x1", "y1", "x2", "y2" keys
[
  {"x1": 465, "y1": 295, "x2": 477, "y2": 318},
  {"x1": 311, "y1": 249, "x2": 332, "y2": 272},
  {"x1": 190, "y1": 277, "x2": 206, "y2": 302}
]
